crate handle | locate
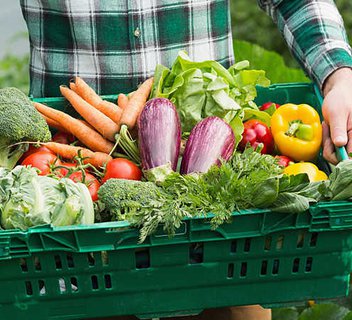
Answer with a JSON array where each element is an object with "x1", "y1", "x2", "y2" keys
[
  {"x1": 309, "y1": 201, "x2": 352, "y2": 231},
  {"x1": 313, "y1": 84, "x2": 349, "y2": 161},
  {"x1": 153, "y1": 222, "x2": 188, "y2": 238},
  {"x1": 0, "y1": 236, "x2": 11, "y2": 260}
]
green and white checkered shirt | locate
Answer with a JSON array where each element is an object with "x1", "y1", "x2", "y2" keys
[{"x1": 21, "y1": 0, "x2": 352, "y2": 98}]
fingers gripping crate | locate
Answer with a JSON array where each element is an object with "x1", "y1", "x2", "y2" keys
[{"x1": 0, "y1": 82, "x2": 351, "y2": 319}]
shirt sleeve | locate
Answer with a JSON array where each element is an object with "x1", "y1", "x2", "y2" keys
[{"x1": 257, "y1": 0, "x2": 352, "y2": 90}]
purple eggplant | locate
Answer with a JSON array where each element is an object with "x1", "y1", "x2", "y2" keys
[
  {"x1": 138, "y1": 98, "x2": 181, "y2": 171},
  {"x1": 180, "y1": 116, "x2": 235, "y2": 174}
]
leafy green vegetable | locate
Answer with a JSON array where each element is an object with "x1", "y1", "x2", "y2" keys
[
  {"x1": 271, "y1": 174, "x2": 322, "y2": 214},
  {"x1": 0, "y1": 166, "x2": 94, "y2": 230},
  {"x1": 98, "y1": 179, "x2": 164, "y2": 219},
  {"x1": 243, "y1": 108, "x2": 272, "y2": 126},
  {"x1": 228, "y1": 115, "x2": 244, "y2": 148},
  {"x1": 0, "y1": 87, "x2": 51, "y2": 169},
  {"x1": 318, "y1": 160, "x2": 352, "y2": 201},
  {"x1": 150, "y1": 51, "x2": 270, "y2": 132},
  {"x1": 98, "y1": 178, "x2": 192, "y2": 242},
  {"x1": 153, "y1": 148, "x2": 287, "y2": 229},
  {"x1": 99, "y1": 149, "x2": 323, "y2": 241}
]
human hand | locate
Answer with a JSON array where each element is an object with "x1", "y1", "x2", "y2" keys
[{"x1": 322, "y1": 67, "x2": 352, "y2": 164}]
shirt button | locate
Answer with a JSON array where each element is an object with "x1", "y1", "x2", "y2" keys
[{"x1": 134, "y1": 27, "x2": 141, "y2": 38}]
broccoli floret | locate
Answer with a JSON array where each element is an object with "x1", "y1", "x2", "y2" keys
[
  {"x1": 98, "y1": 178, "x2": 192, "y2": 242},
  {"x1": 98, "y1": 178, "x2": 163, "y2": 218},
  {"x1": 0, "y1": 87, "x2": 51, "y2": 169}
]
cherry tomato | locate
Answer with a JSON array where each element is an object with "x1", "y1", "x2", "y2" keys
[
  {"x1": 21, "y1": 151, "x2": 61, "y2": 175},
  {"x1": 238, "y1": 119, "x2": 275, "y2": 154},
  {"x1": 102, "y1": 158, "x2": 142, "y2": 183},
  {"x1": 52, "y1": 131, "x2": 76, "y2": 145},
  {"x1": 69, "y1": 171, "x2": 101, "y2": 201},
  {"x1": 260, "y1": 102, "x2": 280, "y2": 111},
  {"x1": 275, "y1": 155, "x2": 294, "y2": 167},
  {"x1": 20, "y1": 145, "x2": 54, "y2": 163}
]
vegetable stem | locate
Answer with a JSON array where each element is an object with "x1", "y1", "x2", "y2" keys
[{"x1": 115, "y1": 124, "x2": 141, "y2": 165}]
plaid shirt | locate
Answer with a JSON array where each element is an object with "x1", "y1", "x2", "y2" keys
[{"x1": 21, "y1": 0, "x2": 352, "y2": 98}]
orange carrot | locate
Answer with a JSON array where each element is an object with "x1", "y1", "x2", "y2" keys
[
  {"x1": 39, "y1": 113, "x2": 70, "y2": 133},
  {"x1": 69, "y1": 82, "x2": 78, "y2": 93},
  {"x1": 34, "y1": 102, "x2": 114, "y2": 154},
  {"x1": 96, "y1": 100, "x2": 123, "y2": 124},
  {"x1": 119, "y1": 77, "x2": 154, "y2": 129},
  {"x1": 72, "y1": 77, "x2": 122, "y2": 124},
  {"x1": 40, "y1": 104, "x2": 96, "y2": 136},
  {"x1": 43, "y1": 142, "x2": 112, "y2": 167},
  {"x1": 50, "y1": 116, "x2": 94, "y2": 133},
  {"x1": 60, "y1": 86, "x2": 119, "y2": 141},
  {"x1": 78, "y1": 119, "x2": 94, "y2": 130},
  {"x1": 117, "y1": 93, "x2": 129, "y2": 110},
  {"x1": 73, "y1": 76, "x2": 102, "y2": 107}
]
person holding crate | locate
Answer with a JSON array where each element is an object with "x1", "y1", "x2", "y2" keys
[
  {"x1": 20, "y1": 0, "x2": 352, "y2": 165},
  {"x1": 19, "y1": 0, "x2": 352, "y2": 320}
]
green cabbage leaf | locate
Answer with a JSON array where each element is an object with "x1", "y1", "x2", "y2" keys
[{"x1": 0, "y1": 166, "x2": 94, "y2": 230}]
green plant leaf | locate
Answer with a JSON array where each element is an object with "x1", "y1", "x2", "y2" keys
[
  {"x1": 151, "y1": 51, "x2": 270, "y2": 132},
  {"x1": 298, "y1": 303, "x2": 350, "y2": 320},
  {"x1": 243, "y1": 108, "x2": 272, "y2": 126},
  {"x1": 233, "y1": 40, "x2": 309, "y2": 84},
  {"x1": 228, "y1": 114, "x2": 244, "y2": 149},
  {"x1": 0, "y1": 32, "x2": 30, "y2": 94},
  {"x1": 322, "y1": 160, "x2": 352, "y2": 201},
  {"x1": 272, "y1": 307, "x2": 299, "y2": 320}
]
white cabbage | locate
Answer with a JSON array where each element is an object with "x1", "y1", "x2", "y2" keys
[{"x1": 0, "y1": 166, "x2": 94, "y2": 230}]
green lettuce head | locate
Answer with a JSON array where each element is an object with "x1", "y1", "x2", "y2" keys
[{"x1": 0, "y1": 166, "x2": 94, "y2": 230}]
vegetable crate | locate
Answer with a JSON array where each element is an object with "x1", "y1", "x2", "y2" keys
[{"x1": 1, "y1": 82, "x2": 352, "y2": 320}]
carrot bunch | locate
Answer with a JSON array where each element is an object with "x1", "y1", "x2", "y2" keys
[
  {"x1": 68, "y1": 76, "x2": 153, "y2": 132},
  {"x1": 34, "y1": 76, "x2": 154, "y2": 168}
]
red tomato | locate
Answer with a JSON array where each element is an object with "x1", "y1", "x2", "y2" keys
[
  {"x1": 260, "y1": 102, "x2": 280, "y2": 111},
  {"x1": 102, "y1": 158, "x2": 142, "y2": 183},
  {"x1": 21, "y1": 151, "x2": 61, "y2": 175},
  {"x1": 69, "y1": 171, "x2": 101, "y2": 201},
  {"x1": 238, "y1": 119, "x2": 275, "y2": 154},
  {"x1": 275, "y1": 155, "x2": 294, "y2": 167},
  {"x1": 52, "y1": 131, "x2": 76, "y2": 145},
  {"x1": 20, "y1": 145, "x2": 54, "y2": 163}
]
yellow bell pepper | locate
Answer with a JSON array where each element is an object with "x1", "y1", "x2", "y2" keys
[
  {"x1": 271, "y1": 104, "x2": 322, "y2": 161},
  {"x1": 284, "y1": 162, "x2": 328, "y2": 182}
]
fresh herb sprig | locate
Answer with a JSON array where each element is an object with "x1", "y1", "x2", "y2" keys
[{"x1": 99, "y1": 148, "x2": 352, "y2": 242}]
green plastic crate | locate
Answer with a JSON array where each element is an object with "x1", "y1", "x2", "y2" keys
[{"x1": 0, "y1": 83, "x2": 351, "y2": 320}]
